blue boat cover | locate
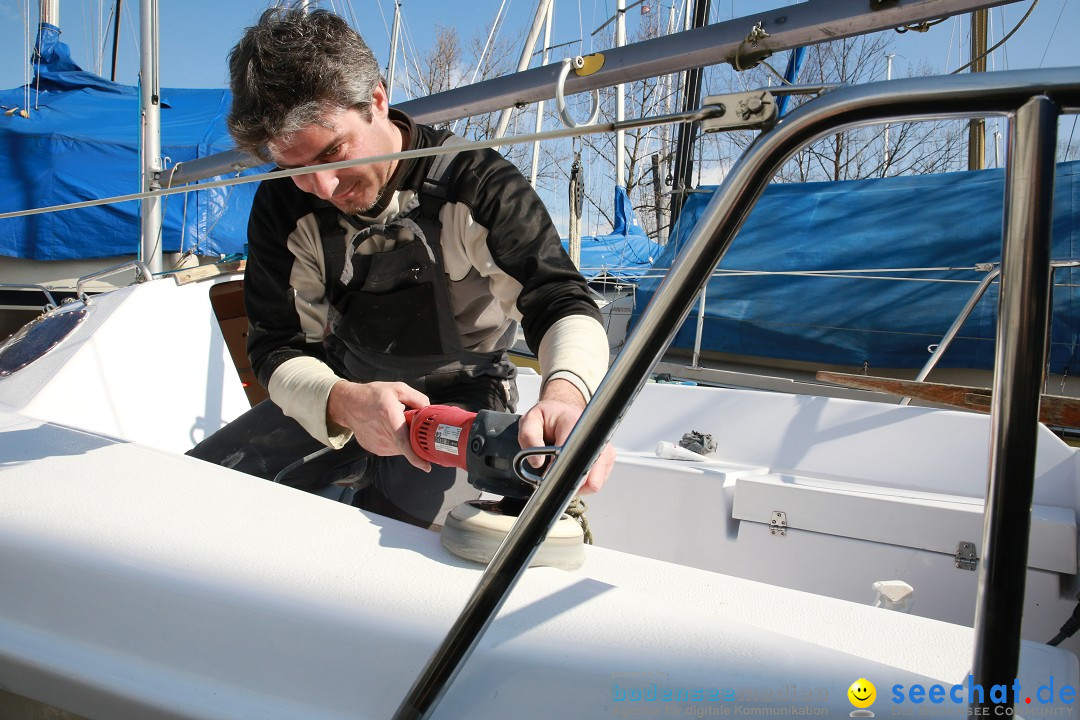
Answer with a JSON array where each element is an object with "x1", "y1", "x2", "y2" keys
[
  {"x1": 562, "y1": 186, "x2": 661, "y2": 280},
  {"x1": 0, "y1": 25, "x2": 265, "y2": 261},
  {"x1": 630, "y1": 161, "x2": 1080, "y2": 373}
]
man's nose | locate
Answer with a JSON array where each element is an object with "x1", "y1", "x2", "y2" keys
[{"x1": 299, "y1": 169, "x2": 338, "y2": 200}]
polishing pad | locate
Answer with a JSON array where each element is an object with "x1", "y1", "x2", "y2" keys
[{"x1": 441, "y1": 500, "x2": 585, "y2": 570}]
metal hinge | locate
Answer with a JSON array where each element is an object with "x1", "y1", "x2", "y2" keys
[
  {"x1": 955, "y1": 541, "x2": 978, "y2": 571},
  {"x1": 701, "y1": 90, "x2": 778, "y2": 133},
  {"x1": 770, "y1": 511, "x2": 787, "y2": 537}
]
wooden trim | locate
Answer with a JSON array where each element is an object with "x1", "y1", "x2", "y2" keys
[
  {"x1": 815, "y1": 371, "x2": 1080, "y2": 429},
  {"x1": 171, "y1": 260, "x2": 246, "y2": 286}
]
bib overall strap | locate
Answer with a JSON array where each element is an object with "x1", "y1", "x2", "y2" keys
[
  {"x1": 416, "y1": 135, "x2": 467, "y2": 225},
  {"x1": 315, "y1": 202, "x2": 348, "y2": 301}
]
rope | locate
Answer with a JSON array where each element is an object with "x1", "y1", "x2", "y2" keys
[{"x1": 565, "y1": 496, "x2": 593, "y2": 544}]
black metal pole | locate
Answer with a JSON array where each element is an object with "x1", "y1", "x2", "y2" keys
[
  {"x1": 668, "y1": 0, "x2": 710, "y2": 226},
  {"x1": 109, "y1": 0, "x2": 122, "y2": 82},
  {"x1": 971, "y1": 94, "x2": 1059, "y2": 708}
]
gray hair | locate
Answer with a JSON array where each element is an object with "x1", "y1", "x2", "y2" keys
[{"x1": 227, "y1": 8, "x2": 382, "y2": 160}]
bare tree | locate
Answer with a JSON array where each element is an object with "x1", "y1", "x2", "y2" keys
[
  {"x1": 1058, "y1": 117, "x2": 1079, "y2": 162},
  {"x1": 412, "y1": 26, "x2": 465, "y2": 99},
  {"x1": 403, "y1": 20, "x2": 532, "y2": 167},
  {"x1": 719, "y1": 33, "x2": 968, "y2": 183}
]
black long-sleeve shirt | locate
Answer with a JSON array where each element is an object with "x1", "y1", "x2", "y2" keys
[{"x1": 242, "y1": 110, "x2": 607, "y2": 445}]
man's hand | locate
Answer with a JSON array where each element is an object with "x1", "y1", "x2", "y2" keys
[
  {"x1": 517, "y1": 378, "x2": 615, "y2": 494},
  {"x1": 326, "y1": 380, "x2": 432, "y2": 471}
]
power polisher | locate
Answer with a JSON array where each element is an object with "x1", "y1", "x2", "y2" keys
[{"x1": 403, "y1": 405, "x2": 585, "y2": 570}]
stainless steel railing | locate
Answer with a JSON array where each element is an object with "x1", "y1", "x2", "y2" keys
[{"x1": 393, "y1": 67, "x2": 1080, "y2": 719}]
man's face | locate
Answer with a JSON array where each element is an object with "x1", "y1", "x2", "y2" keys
[{"x1": 270, "y1": 91, "x2": 400, "y2": 215}]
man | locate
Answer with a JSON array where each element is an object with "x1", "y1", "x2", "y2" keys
[{"x1": 188, "y1": 8, "x2": 613, "y2": 528}]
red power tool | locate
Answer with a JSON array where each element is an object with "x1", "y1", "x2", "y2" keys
[
  {"x1": 403, "y1": 404, "x2": 586, "y2": 570},
  {"x1": 403, "y1": 405, "x2": 535, "y2": 500}
]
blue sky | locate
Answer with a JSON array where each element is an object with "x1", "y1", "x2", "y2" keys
[
  {"x1": 0, "y1": 0, "x2": 1075, "y2": 236},
  {"x1": 0, "y1": 0, "x2": 1076, "y2": 92}
]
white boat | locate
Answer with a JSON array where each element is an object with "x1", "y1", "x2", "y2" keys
[
  {"x1": 1, "y1": 61, "x2": 1079, "y2": 718},
  {"x1": 1, "y1": 263, "x2": 1077, "y2": 718}
]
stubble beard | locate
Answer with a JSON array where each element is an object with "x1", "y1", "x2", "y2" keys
[
  {"x1": 340, "y1": 183, "x2": 382, "y2": 216},
  {"x1": 345, "y1": 165, "x2": 394, "y2": 216}
]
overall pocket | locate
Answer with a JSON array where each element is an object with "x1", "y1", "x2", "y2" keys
[{"x1": 332, "y1": 243, "x2": 454, "y2": 357}]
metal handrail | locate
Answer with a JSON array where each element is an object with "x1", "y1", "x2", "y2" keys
[
  {"x1": 393, "y1": 67, "x2": 1080, "y2": 719},
  {"x1": 0, "y1": 283, "x2": 58, "y2": 310},
  {"x1": 902, "y1": 259, "x2": 1080, "y2": 404},
  {"x1": 75, "y1": 260, "x2": 153, "y2": 303}
]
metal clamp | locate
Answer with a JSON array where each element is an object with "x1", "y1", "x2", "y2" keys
[
  {"x1": 701, "y1": 90, "x2": 778, "y2": 133},
  {"x1": 76, "y1": 260, "x2": 154, "y2": 303},
  {"x1": 556, "y1": 57, "x2": 601, "y2": 129}
]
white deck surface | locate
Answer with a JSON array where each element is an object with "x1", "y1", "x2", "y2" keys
[{"x1": 0, "y1": 409, "x2": 1075, "y2": 719}]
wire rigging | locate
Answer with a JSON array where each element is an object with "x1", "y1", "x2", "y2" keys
[
  {"x1": 1038, "y1": 0, "x2": 1066, "y2": 68},
  {"x1": 1066, "y1": 116, "x2": 1078, "y2": 162},
  {"x1": 98, "y1": 2, "x2": 119, "y2": 79},
  {"x1": 469, "y1": 0, "x2": 511, "y2": 86},
  {"x1": 997, "y1": 5, "x2": 1010, "y2": 68},
  {"x1": 950, "y1": 0, "x2": 1039, "y2": 75},
  {"x1": 395, "y1": 11, "x2": 427, "y2": 101}
]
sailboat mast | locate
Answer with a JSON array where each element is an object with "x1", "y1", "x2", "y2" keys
[
  {"x1": 668, "y1": 0, "x2": 709, "y2": 226},
  {"x1": 654, "y1": 0, "x2": 679, "y2": 244},
  {"x1": 967, "y1": 9, "x2": 988, "y2": 169},
  {"x1": 139, "y1": 0, "x2": 162, "y2": 273},
  {"x1": 615, "y1": 0, "x2": 626, "y2": 188},
  {"x1": 39, "y1": 0, "x2": 58, "y2": 26},
  {"x1": 529, "y1": 0, "x2": 554, "y2": 187},
  {"x1": 494, "y1": 0, "x2": 553, "y2": 138},
  {"x1": 110, "y1": 0, "x2": 121, "y2": 81},
  {"x1": 386, "y1": 1, "x2": 401, "y2": 103}
]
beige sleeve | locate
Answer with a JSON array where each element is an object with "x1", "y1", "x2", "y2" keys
[
  {"x1": 537, "y1": 314, "x2": 610, "y2": 403},
  {"x1": 266, "y1": 356, "x2": 353, "y2": 448},
  {"x1": 286, "y1": 214, "x2": 334, "y2": 343}
]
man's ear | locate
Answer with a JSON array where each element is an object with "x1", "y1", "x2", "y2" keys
[{"x1": 370, "y1": 82, "x2": 390, "y2": 119}]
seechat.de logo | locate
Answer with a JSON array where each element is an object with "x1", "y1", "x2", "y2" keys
[{"x1": 849, "y1": 678, "x2": 877, "y2": 717}]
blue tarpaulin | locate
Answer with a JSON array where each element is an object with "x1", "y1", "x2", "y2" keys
[
  {"x1": 563, "y1": 186, "x2": 660, "y2": 280},
  {"x1": 630, "y1": 161, "x2": 1080, "y2": 373},
  {"x1": 0, "y1": 24, "x2": 264, "y2": 261}
]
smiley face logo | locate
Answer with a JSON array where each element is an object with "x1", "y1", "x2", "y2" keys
[{"x1": 848, "y1": 678, "x2": 876, "y2": 710}]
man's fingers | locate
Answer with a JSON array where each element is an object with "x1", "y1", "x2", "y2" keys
[
  {"x1": 517, "y1": 409, "x2": 547, "y2": 467},
  {"x1": 397, "y1": 437, "x2": 431, "y2": 472},
  {"x1": 579, "y1": 443, "x2": 615, "y2": 494},
  {"x1": 394, "y1": 384, "x2": 430, "y2": 410},
  {"x1": 394, "y1": 420, "x2": 431, "y2": 472},
  {"x1": 405, "y1": 452, "x2": 432, "y2": 473}
]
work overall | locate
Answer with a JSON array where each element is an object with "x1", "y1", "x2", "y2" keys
[{"x1": 188, "y1": 145, "x2": 518, "y2": 529}]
